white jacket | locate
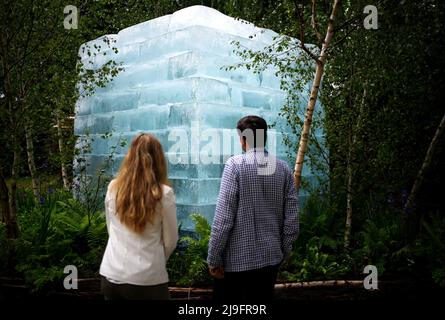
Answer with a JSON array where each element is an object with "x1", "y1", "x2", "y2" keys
[{"x1": 99, "y1": 180, "x2": 178, "y2": 285}]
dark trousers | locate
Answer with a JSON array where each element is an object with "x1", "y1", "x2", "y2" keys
[
  {"x1": 213, "y1": 264, "x2": 280, "y2": 302},
  {"x1": 101, "y1": 276, "x2": 170, "y2": 300}
]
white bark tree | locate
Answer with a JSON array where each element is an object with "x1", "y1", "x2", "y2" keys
[{"x1": 294, "y1": 0, "x2": 341, "y2": 191}]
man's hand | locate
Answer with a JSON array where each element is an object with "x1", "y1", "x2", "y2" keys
[
  {"x1": 281, "y1": 253, "x2": 292, "y2": 267},
  {"x1": 209, "y1": 266, "x2": 225, "y2": 279}
]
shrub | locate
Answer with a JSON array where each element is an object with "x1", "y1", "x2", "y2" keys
[
  {"x1": 167, "y1": 213, "x2": 212, "y2": 287},
  {"x1": 14, "y1": 189, "x2": 107, "y2": 293}
]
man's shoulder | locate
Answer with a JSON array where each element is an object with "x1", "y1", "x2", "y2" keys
[
  {"x1": 225, "y1": 154, "x2": 244, "y2": 164},
  {"x1": 225, "y1": 153, "x2": 292, "y2": 173},
  {"x1": 274, "y1": 157, "x2": 292, "y2": 171}
]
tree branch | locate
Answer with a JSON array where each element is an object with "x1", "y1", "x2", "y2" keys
[
  {"x1": 404, "y1": 111, "x2": 445, "y2": 212},
  {"x1": 296, "y1": 1, "x2": 320, "y2": 63},
  {"x1": 299, "y1": 42, "x2": 320, "y2": 62},
  {"x1": 311, "y1": 0, "x2": 324, "y2": 43}
]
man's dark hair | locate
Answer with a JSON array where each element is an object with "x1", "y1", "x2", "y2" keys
[{"x1": 237, "y1": 115, "x2": 267, "y2": 149}]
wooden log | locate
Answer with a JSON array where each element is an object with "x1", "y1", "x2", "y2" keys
[{"x1": 275, "y1": 280, "x2": 364, "y2": 289}]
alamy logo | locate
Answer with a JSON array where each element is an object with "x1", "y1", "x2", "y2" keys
[
  {"x1": 363, "y1": 265, "x2": 378, "y2": 290},
  {"x1": 63, "y1": 5, "x2": 78, "y2": 30},
  {"x1": 363, "y1": 5, "x2": 378, "y2": 30},
  {"x1": 167, "y1": 122, "x2": 277, "y2": 175},
  {"x1": 63, "y1": 265, "x2": 78, "y2": 290}
]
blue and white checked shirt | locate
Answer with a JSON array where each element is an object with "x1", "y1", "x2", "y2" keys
[{"x1": 207, "y1": 148, "x2": 299, "y2": 272}]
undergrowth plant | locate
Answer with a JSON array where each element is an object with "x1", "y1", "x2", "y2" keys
[{"x1": 167, "y1": 213, "x2": 212, "y2": 287}]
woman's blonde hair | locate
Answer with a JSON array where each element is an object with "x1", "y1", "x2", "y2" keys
[{"x1": 113, "y1": 133, "x2": 168, "y2": 233}]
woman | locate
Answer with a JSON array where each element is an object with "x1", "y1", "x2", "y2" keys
[{"x1": 100, "y1": 133, "x2": 178, "y2": 300}]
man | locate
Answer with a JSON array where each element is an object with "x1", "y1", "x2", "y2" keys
[{"x1": 207, "y1": 115, "x2": 299, "y2": 301}]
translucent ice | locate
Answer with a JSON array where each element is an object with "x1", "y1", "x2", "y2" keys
[{"x1": 74, "y1": 5, "x2": 324, "y2": 230}]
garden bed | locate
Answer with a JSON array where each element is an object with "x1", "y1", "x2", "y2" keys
[{"x1": 2, "y1": 277, "x2": 443, "y2": 301}]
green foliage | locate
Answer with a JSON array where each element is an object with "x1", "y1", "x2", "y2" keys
[
  {"x1": 14, "y1": 189, "x2": 107, "y2": 292},
  {"x1": 0, "y1": 223, "x2": 9, "y2": 273},
  {"x1": 0, "y1": 0, "x2": 127, "y2": 191},
  {"x1": 297, "y1": 191, "x2": 339, "y2": 245},
  {"x1": 285, "y1": 236, "x2": 349, "y2": 281},
  {"x1": 432, "y1": 269, "x2": 445, "y2": 288},
  {"x1": 355, "y1": 215, "x2": 408, "y2": 276},
  {"x1": 167, "y1": 213, "x2": 212, "y2": 287},
  {"x1": 420, "y1": 215, "x2": 445, "y2": 287},
  {"x1": 281, "y1": 192, "x2": 350, "y2": 282},
  {"x1": 10, "y1": 130, "x2": 126, "y2": 293},
  {"x1": 73, "y1": 130, "x2": 126, "y2": 214}
]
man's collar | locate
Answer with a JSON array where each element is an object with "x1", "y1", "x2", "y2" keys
[{"x1": 245, "y1": 147, "x2": 267, "y2": 154}]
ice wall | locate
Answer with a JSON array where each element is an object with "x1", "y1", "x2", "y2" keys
[{"x1": 74, "y1": 5, "x2": 324, "y2": 230}]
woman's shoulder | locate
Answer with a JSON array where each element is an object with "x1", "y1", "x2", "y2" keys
[
  {"x1": 107, "y1": 179, "x2": 117, "y2": 190},
  {"x1": 161, "y1": 184, "x2": 175, "y2": 202},
  {"x1": 105, "y1": 179, "x2": 118, "y2": 198},
  {"x1": 161, "y1": 184, "x2": 173, "y2": 195}
]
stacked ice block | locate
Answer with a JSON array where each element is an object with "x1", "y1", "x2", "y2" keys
[{"x1": 74, "y1": 5, "x2": 323, "y2": 230}]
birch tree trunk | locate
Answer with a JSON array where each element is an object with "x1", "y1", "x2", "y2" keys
[
  {"x1": 344, "y1": 133, "x2": 353, "y2": 249},
  {"x1": 294, "y1": 0, "x2": 341, "y2": 191},
  {"x1": 344, "y1": 85, "x2": 367, "y2": 249},
  {"x1": 25, "y1": 123, "x2": 40, "y2": 200},
  {"x1": 0, "y1": 31, "x2": 18, "y2": 237},
  {"x1": 1, "y1": 53, "x2": 19, "y2": 237},
  {"x1": 56, "y1": 114, "x2": 70, "y2": 189},
  {"x1": 0, "y1": 165, "x2": 10, "y2": 224},
  {"x1": 404, "y1": 111, "x2": 445, "y2": 212},
  {"x1": 7, "y1": 146, "x2": 20, "y2": 239}
]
